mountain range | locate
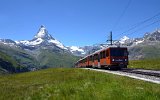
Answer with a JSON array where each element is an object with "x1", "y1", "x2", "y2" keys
[
  {"x1": 0, "y1": 25, "x2": 160, "y2": 73},
  {"x1": 69, "y1": 29, "x2": 160, "y2": 60}
]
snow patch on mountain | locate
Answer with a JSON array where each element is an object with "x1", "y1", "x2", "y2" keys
[
  {"x1": 0, "y1": 39, "x2": 16, "y2": 45},
  {"x1": 70, "y1": 46, "x2": 84, "y2": 52},
  {"x1": 119, "y1": 36, "x2": 129, "y2": 44},
  {"x1": 67, "y1": 46, "x2": 86, "y2": 55},
  {"x1": 48, "y1": 39, "x2": 67, "y2": 49},
  {"x1": 134, "y1": 39, "x2": 144, "y2": 45},
  {"x1": 18, "y1": 38, "x2": 44, "y2": 46},
  {"x1": 16, "y1": 40, "x2": 29, "y2": 45}
]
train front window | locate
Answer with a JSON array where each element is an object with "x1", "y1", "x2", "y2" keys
[{"x1": 110, "y1": 48, "x2": 128, "y2": 56}]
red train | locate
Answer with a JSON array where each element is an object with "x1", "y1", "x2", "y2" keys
[{"x1": 75, "y1": 46, "x2": 129, "y2": 69}]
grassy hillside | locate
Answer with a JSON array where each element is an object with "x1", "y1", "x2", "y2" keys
[
  {"x1": 0, "y1": 44, "x2": 80, "y2": 72},
  {"x1": 0, "y1": 51, "x2": 28, "y2": 73},
  {"x1": 0, "y1": 44, "x2": 39, "y2": 70},
  {"x1": 37, "y1": 49, "x2": 80, "y2": 68},
  {"x1": 128, "y1": 58, "x2": 160, "y2": 70},
  {"x1": 0, "y1": 68, "x2": 159, "y2": 100}
]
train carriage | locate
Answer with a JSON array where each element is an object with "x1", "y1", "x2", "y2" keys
[{"x1": 75, "y1": 46, "x2": 129, "y2": 69}]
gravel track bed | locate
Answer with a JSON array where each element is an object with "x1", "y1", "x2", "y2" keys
[{"x1": 83, "y1": 68, "x2": 160, "y2": 84}]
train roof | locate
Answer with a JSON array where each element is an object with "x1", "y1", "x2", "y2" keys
[{"x1": 91, "y1": 45, "x2": 127, "y2": 55}]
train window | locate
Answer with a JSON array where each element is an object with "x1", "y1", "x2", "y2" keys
[
  {"x1": 84, "y1": 58, "x2": 87, "y2": 62},
  {"x1": 100, "y1": 52, "x2": 102, "y2": 59},
  {"x1": 110, "y1": 48, "x2": 128, "y2": 56},
  {"x1": 94, "y1": 54, "x2": 98, "y2": 60},
  {"x1": 90, "y1": 56, "x2": 92, "y2": 61},
  {"x1": 98, "y1": 54, "x2": 100, "y2": 62},
  {"x1": 94, "y1": 54, "x2": 96, "y2": 60},
  {"x1": 95, "y1": 54, "x2": 97, "y2": 60},
  {"x1": 124, "y1": 50, "x2": 128, "y2": 56},
  {"x1": 103, "y1": 51, "x2": 106, "y2": 58},
  {"x1": 106, "y1": 50, "x2": 109, "y2": 57}
]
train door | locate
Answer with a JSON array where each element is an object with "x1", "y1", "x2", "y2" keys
[
  {"x1": 92, "y1": 55, "x2": 94, "y2": 67},
  {"x1": 93, "y1": 54, "x2": 98, "y2": 68},
  {"x1": 89, "y1": 56, "x2": 92, "y2": 67},
  {"x1": 100, "y1": 51, "x2": 106, "y2": 66},
  {"x1": 87, "y1": 57, "x2": 89, "y2": 67},
  {"x1": 98, "y1": 53, "x2": 100, "y2": 68},
  {"x1": 106, "y1": 49, "x2": 110, "y2": 65}
]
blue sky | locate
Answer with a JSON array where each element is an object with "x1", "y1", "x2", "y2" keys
[{"x1": 0, "y1": 0, "x2": 160, "y2": 46}]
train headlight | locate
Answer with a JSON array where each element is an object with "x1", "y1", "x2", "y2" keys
[{"x1": 112, "y1": 59, "x2": 115, "y2": 61}]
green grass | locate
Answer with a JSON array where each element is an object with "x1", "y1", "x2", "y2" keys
[
  {"x1": 129, "y1": 58, "x2": 160, "y2": 70},
  {"x1": 0, "y1": 68, "x2": 159, "y2": 100}
]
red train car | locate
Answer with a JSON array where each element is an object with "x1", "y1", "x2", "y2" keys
[{"x1": 75, "y1": 46, "x2": 128, "y2": 69}]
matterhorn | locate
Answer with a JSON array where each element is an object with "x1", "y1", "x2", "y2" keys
[{"x1": 15, "y1": 25, "x2": 67, "y2": 50}]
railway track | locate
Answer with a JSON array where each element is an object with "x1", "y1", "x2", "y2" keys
[
  {"x1": 120, "y1": 68, "x2": 160, "y2": 77},
  {"x1": 83, "y1": 68, "x2": 160, "y2": 84}
]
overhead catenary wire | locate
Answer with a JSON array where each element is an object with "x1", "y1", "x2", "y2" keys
[
  {"x1": 125, "y1": 19, "x2": 160, "y2": 36},
  {"x1": 106, "y1": 0, "x2": 132, "y2": 44},
  {"x1": 99, "y1": 18, "x2": 160, "y2": 48},
  {"x1": 112, "y1": 0, "x2": 132, "y2": 31},
  {"x1": 114, "y1": 12, "x2": 160, "y2": 39}
]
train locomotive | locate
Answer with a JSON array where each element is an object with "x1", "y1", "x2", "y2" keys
[{"x1": 75, "y1": 46, "x2": 129, "y2": 69}]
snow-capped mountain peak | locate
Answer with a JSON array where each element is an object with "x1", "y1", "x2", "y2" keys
[
  {"x1": 14, "y1": 25, "x2": 68, "y2": 50},
  {"x1": 34, "y1": 25, "x2": 53, "y2": 40}
]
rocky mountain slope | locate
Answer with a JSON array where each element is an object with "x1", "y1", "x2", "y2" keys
[{"x1": 128, "y1": 30, "x2": 160, "y2": 60}]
